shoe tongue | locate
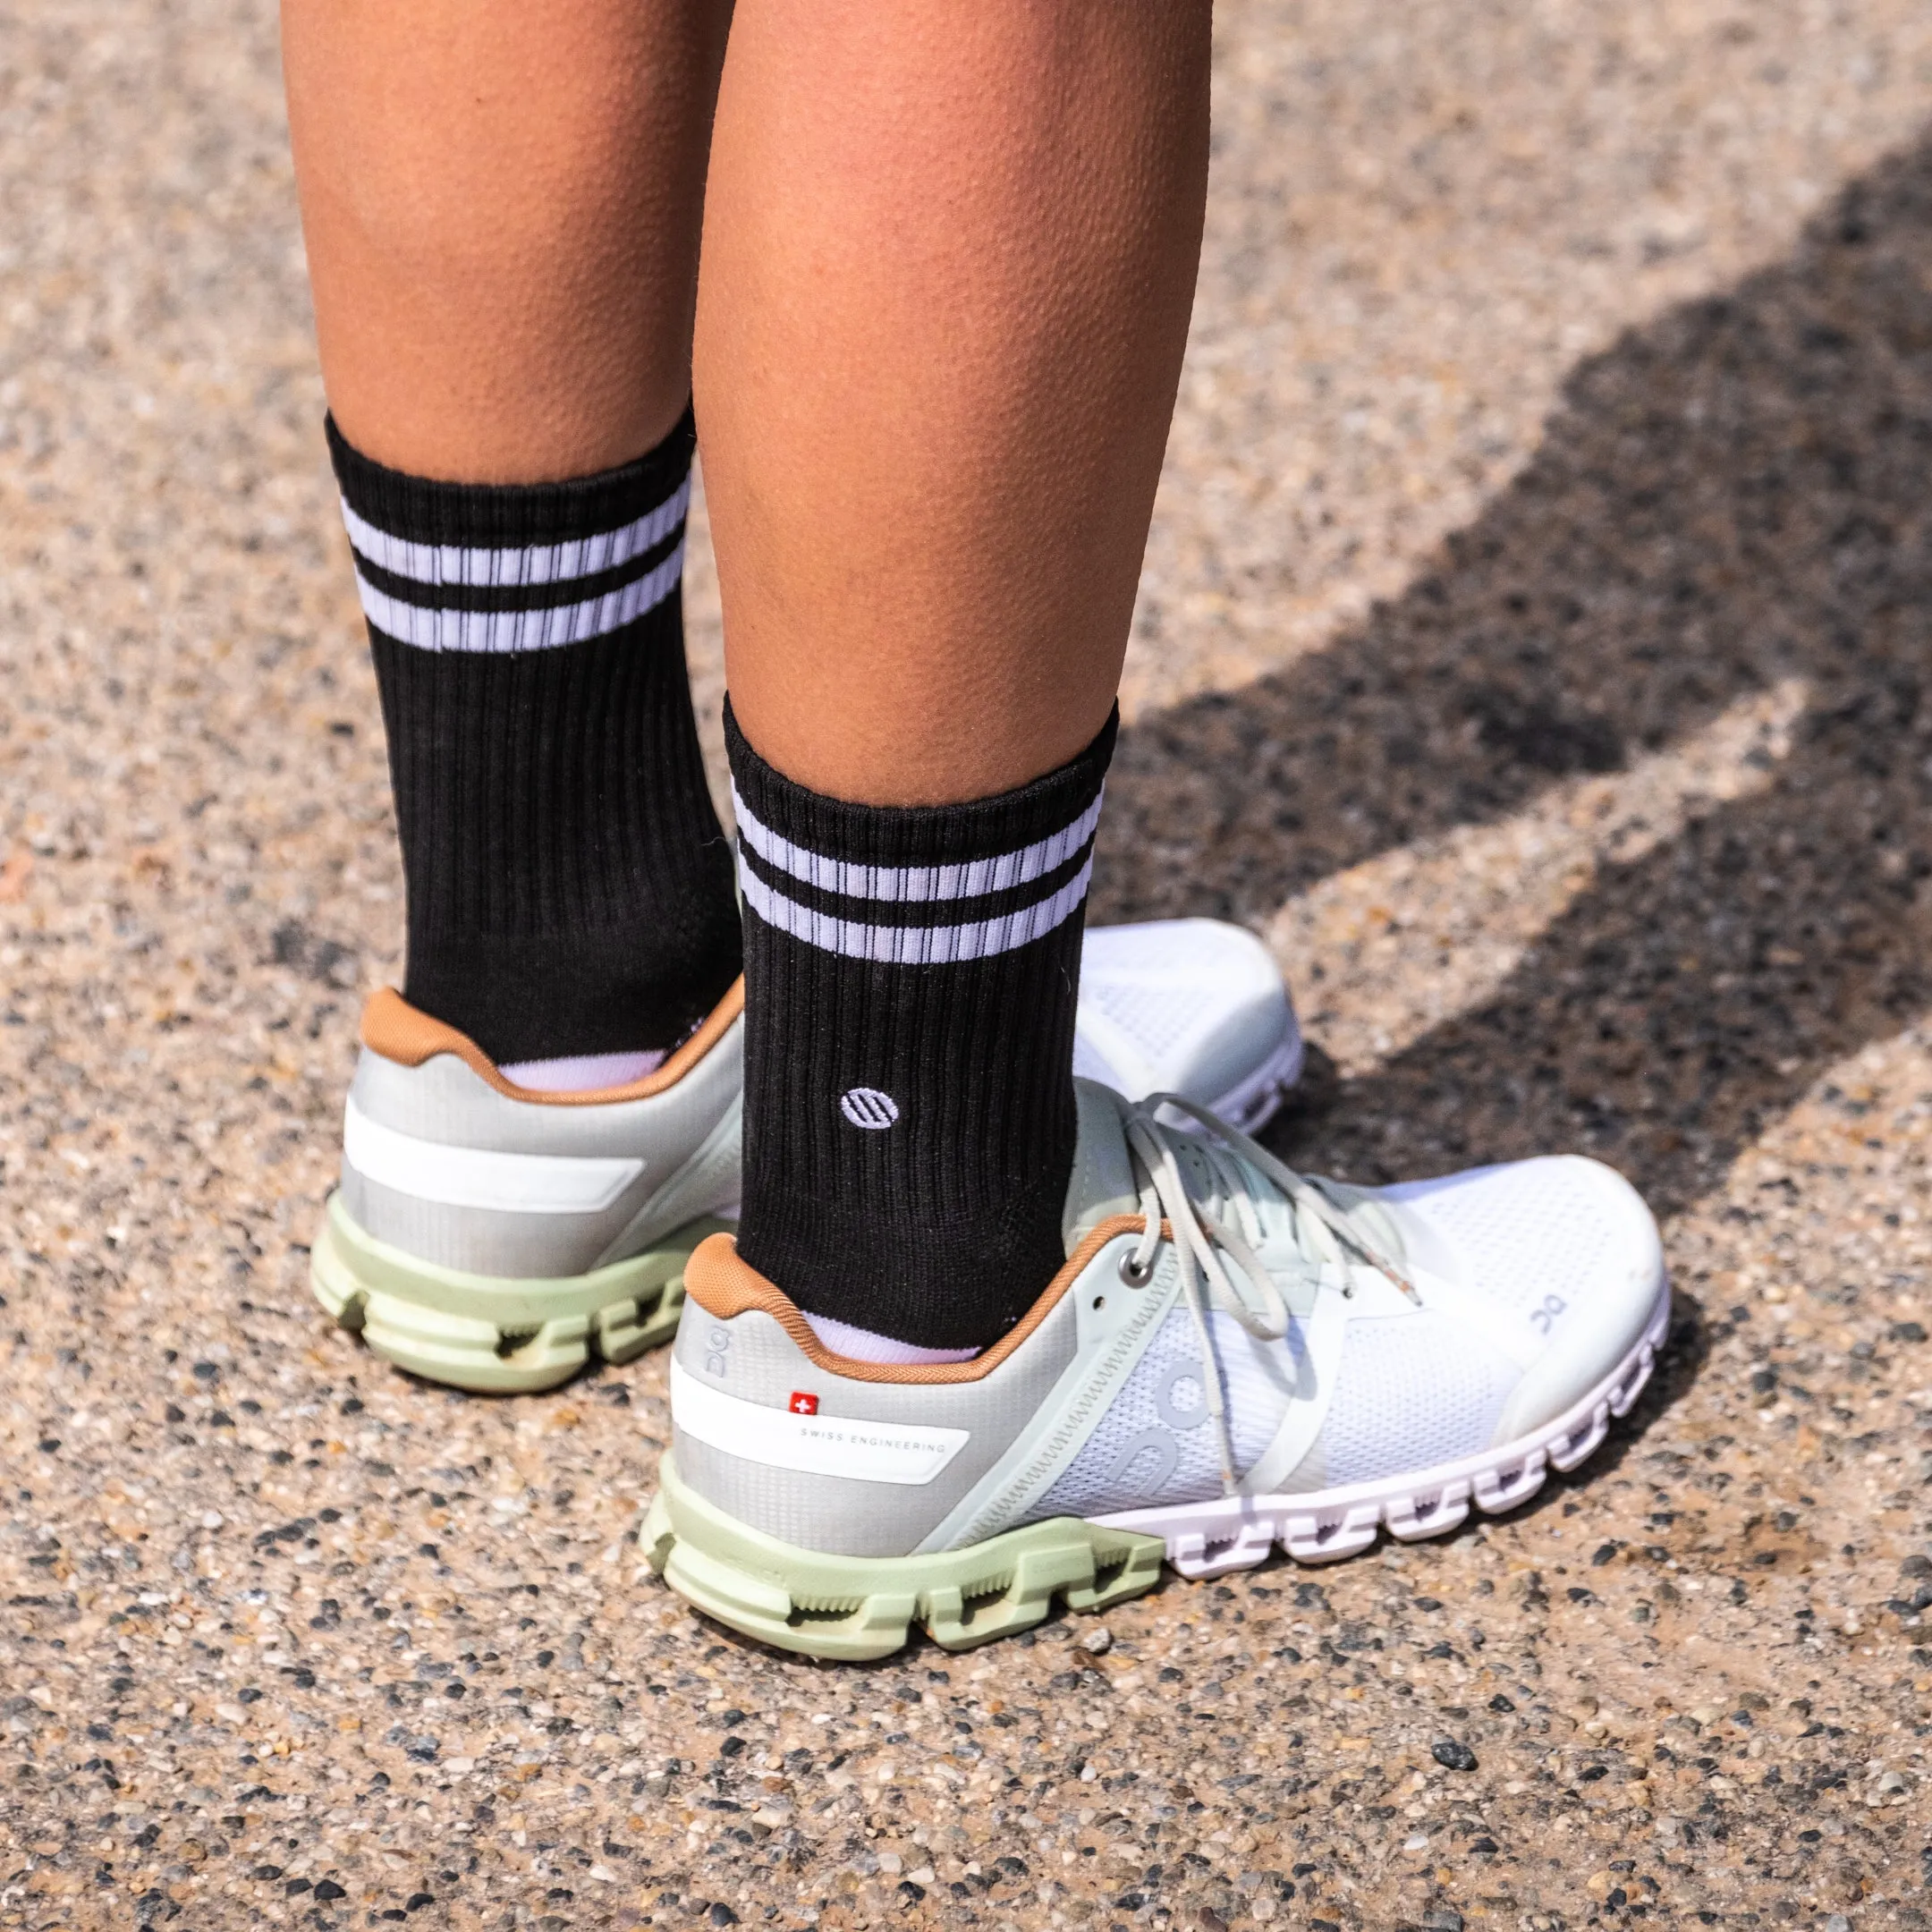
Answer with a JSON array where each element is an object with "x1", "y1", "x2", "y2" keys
[
  {"x1": 1062, "y1": 1079, "x2": 1142, "y2": 1255},
  {"x1": 1058, "y1": 1081, "x2": 1417, "y2": 1275}
]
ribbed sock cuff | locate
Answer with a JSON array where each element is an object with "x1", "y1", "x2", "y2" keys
[
  {"x1": 326, "y1": 411, "x2": 695, "y2": 657},
  {"x1": 327, "y1": 409, "x2": 694, "y2": 553}
]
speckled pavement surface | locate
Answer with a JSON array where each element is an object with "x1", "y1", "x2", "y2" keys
[{"x1": 6, "y1": 4, "x2": 1932, "y2": 1928}]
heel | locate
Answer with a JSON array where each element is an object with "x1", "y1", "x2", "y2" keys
[
  {"x1": 311, "y1": 1193, "x2": 727, "y2": 1393},
  {"x1": 644, "y1": 1453, "x2": 1164, "y2": 1660}
]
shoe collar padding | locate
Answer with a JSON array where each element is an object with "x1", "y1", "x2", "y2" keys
[{"x1": 682, "y1": 1211, "x2": 1167, "y2": 1388}]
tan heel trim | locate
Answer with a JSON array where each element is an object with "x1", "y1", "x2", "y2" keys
[
  {"x1": 682, "y1": 1216, "x2": 1172, "y2": 1386},
  {"x1": 359, "y1": 978, "x2": 744, "y2": 1107}
]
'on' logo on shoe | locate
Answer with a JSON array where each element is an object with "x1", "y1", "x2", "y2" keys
[{"x1": 839, "y1": 1087, "x2": 899, "y2": 1129}]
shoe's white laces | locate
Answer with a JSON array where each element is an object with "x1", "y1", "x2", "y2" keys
[{"x1": 1117, "y1": 1094, "x2": 1417, "y2": 1496}]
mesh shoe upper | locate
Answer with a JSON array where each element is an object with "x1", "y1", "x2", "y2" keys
[
  {"x1": 1037, "y1": 1308, "x2": 1302, "y2": 1518},
  {"x1": 1314, "y1": 1309, "x2": 1518, "y2": 1489},
  {"x1": 1072, "y1": 918, "x2": 1299, "y2": 1116},
  {"x1": 1381, "y1": 1160, "x2": 1632, "y2": 1322}
]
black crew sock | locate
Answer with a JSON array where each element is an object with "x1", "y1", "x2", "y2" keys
[
  {"x1": 328, "y1": 410, "x2": 742, "y2": 1068},
  {"x1": 727, "y1": 701, "x2": 1116, "y2": 1352}
]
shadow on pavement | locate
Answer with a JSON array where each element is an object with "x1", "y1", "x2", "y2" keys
[{"x1": 1098, "y1": 128, "x2": 1932, "y2": 1216}]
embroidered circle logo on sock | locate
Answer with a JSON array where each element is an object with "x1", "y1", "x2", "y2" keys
[{"x1": 839, "y1": 1087, "x2": 900, "y2": 1130}]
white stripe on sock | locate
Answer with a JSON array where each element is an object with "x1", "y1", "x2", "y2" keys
[
  {"x1": 353, "y1": 541, "x2": 684, "y2": 652},
  {"x1": 740, "y1": 855, "x2": 1093, "y2": 964},
  {"x1": 339, "y1": 476, "x2": 690, "y2": 589},
  {"x1": 731, "y1": 786, "x2": 1103, "y2": 904}
]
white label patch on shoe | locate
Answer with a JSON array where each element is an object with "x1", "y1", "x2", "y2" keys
[
  {"x1": 671, "y1": 1360, "x2": 968, "y2": 1486},
  {"x1": 343, "y1": 1098, "x2": 645, "y2": 1214}
]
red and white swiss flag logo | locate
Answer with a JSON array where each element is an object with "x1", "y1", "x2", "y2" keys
[{"x1": 788, "y1": 1392, "x2": 819, "y2": 1416}]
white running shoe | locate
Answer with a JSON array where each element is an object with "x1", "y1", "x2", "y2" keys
[
  {"x1": 644, "y1": 1081, "x2": 1668, "y2": 1657},
  {"x1": 312, "y1": 922, "x2": 1303, "y2": 1391},
  {"x1": 1074, "y1": 919, "x2": 1302, "y2": 1131}
]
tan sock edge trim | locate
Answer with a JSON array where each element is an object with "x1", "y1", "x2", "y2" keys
[
  {"x1": 359, "y1": 977, "x2": 744, "y2": 1106},
  {"x1": 681, "y1": 1216, "x2": 1174, "y2": 1386}
]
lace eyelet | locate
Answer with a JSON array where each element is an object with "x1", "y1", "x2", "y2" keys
[{"x1": 1118, "y1": 1251, "x2": 1157, "y2": 1288}]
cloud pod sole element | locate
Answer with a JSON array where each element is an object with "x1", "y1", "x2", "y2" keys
[
  {"x1": 310, "y1": 1192, "x2": 731, "y2": 1394},
  {"x1": 642, "y1": 1454, "x2": 1166, "y2": 1661}
]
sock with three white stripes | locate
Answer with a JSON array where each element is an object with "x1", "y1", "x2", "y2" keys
[
  {"x1": 726, "y1": 699, "x2": 1116, "y2": 1353},
  {"x1": 327, "y1": 409, "x2": 742, "y2": 1070}
]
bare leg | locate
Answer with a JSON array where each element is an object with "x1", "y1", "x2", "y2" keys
[
  {"x1": 283, "y1": 0, "x2": 727, "y2": 480},
  {"x1": 279, "y1": 0, "x2": 744, "y2": 1077},
  {"x1": 702, "y1": 3, "x2": 1212, "y2": 1354},
  {"x1": 697, "y1": 0, "x2": 1211, "y2": 802}
]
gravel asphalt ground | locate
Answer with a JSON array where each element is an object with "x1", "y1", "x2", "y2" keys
[{"x1": 5, "y1": 3, "x2": 1932, "y2": 1928}]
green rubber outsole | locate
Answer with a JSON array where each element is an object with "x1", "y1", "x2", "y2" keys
[
  {"x1": 310, "y1": 1192, "x2": 729, "y2": 1394},
  {"x1": 642, "y1": 1452, "x2": 1165, "y2": 1660}
]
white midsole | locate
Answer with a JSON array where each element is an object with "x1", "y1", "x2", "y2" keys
[{"x1": 1090, "y1": 1275, "x2": 1671, "y2": 1578}]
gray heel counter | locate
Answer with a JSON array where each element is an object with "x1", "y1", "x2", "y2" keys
[
  {"x1": 669, "y1": 1294, "x2": 1081, "y2": 1559},
  {"x1": 340, "y1": 1037, "x2": 741, "y2": 1282}
]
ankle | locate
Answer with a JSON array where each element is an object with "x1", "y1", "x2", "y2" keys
[
  {"x1": 331, "y1": 407, "x2": 742, "y2": 1072},
  {"x1": 728, "y1": 700, "x2": 1116, "y2": 1353}
]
